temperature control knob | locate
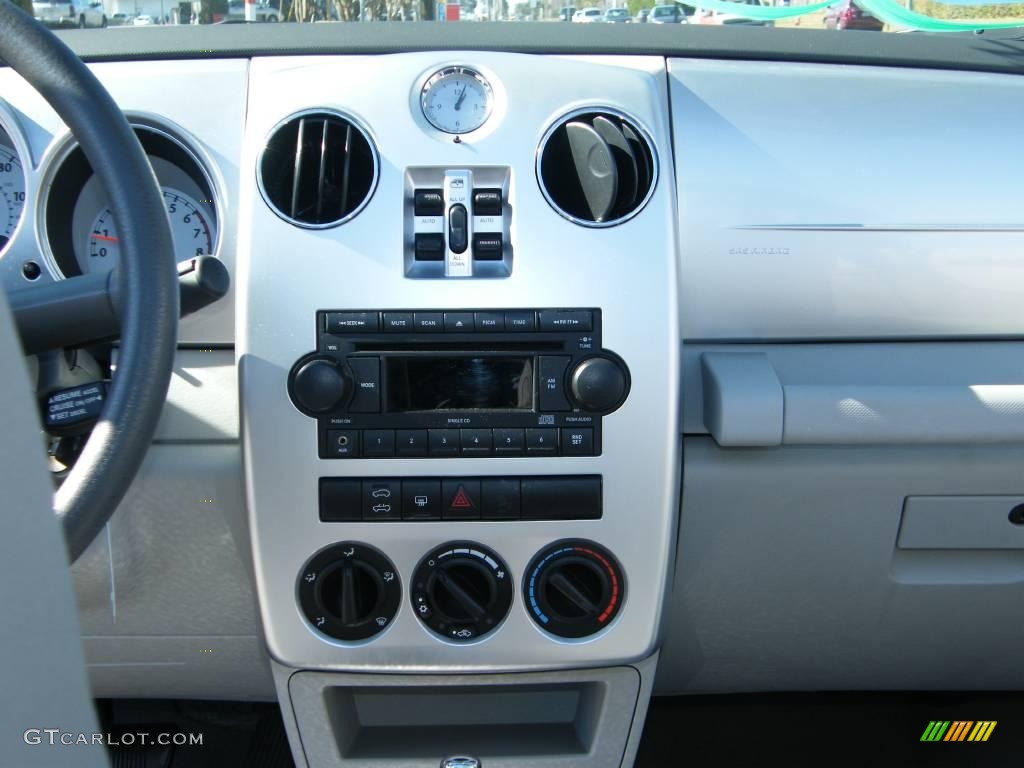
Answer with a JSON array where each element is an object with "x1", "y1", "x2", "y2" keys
[
  {"x1": 412, "y1": 542, "x2": 513, "y2": 643},
  {"x1": 524, "y1": 540, "x2": 624, "y2": 639},
  {"x1": 298, "y1": 542, "x2": 401, "y2": 642},
  {"x1": 290, "y1": 357, "x2": 350, "y2": 415},
  {"x1": 569, "y1": 356, "x2": 629, "y2": 413}
]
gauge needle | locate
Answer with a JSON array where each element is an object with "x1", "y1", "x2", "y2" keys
[
  {"x1": 91, "y1": 233, "x2": 119, "y2": 242},
  {"x1": 455, "y1": 86, "x2": 467, "y2": 111}
]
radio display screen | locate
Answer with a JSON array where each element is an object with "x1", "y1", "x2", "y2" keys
[{"x1": 385, "y1": 356, "x2": 535, "y2": 412}]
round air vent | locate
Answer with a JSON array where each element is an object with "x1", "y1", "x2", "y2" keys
[
  {"x1": 537, "y1": 109, "x2": 657, "y2": 227},
  {"x1": 258, "y1": 110, "x2": 378, "y2": 228}
]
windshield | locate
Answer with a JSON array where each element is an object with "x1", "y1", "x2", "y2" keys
[{"x1": 14, "y1": 0, "x2": 1024, "y2": 38}]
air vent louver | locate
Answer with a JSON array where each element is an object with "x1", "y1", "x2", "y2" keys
[
  {"x1": 538, "y1": 110, "x2": 656, "y2": 227},
  {"x1": 259, "y1": 111, "x2": 378, "y2": 228}
]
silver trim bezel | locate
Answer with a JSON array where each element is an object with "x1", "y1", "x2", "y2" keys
[
  {"x1": 36, "y1": 113, "x2": 226, "y2": 279},
  {"x1": 255, "y1": 108, "x2": 380, "y2": 231},
  {"x1": 419, "y1": 66, "x2": 495, "y2": 136},
  {"x1": 535, "y1": 106, "x2": 660, "y2": 229},
  {"x1": 0, "y1": 100, "x2": 33, "y2": 263}
]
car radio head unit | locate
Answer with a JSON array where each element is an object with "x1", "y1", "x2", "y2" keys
[{"x1": 287, "y1": 308, "x2": 629, "y2": 459}]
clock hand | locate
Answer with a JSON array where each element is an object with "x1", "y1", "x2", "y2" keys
[{"x1": 455, "y1": 86, "x2": 468, "y2": 111}]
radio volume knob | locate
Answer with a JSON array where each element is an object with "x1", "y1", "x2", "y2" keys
[
  {"x1": 569, "y1": 356, "x2": 629, "y2": 413},
  {"x1": 291, "y1": 358, "x2": 350, "y2": 415}
]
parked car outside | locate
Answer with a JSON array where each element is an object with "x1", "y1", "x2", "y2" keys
[
  {"x1": 648, "y1": 3, "x2": 686, "y2": 23},
  {"x1": 132, "y1": 13, "x2": 155, "y2": 24},
  {"x1": 559, "y1": 5, "x2": 576, "y2": 19},
  {"x1": 109, "y1": 11, "x2": 132, "y2": 24},
  {"x1": 32, "y1": 0, "x2": 106, "y2": 27},
  {"x1": 824, "y1": 0, "x2": 883, "y2": 30},
  {"x1": 572, "y1": 6, "x2": 603, "y2": 21},
  {"x1": 634, "y1": 6, "x2": 648, "y2": 21},
  {"x1": 604, "y1": 7, "x2": 631, "y2": 22}
]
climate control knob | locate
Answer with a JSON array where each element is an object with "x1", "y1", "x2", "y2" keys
[
  {"x1": 297, "y1": 542, "x2": 401, "y2": 642},
  {"x1": 569, "y1": 356, "x2": 629, "y2": 413},
  {"x1": 412, "y1": 542, "x2": 513, "y2": 643},
  {"x1": 290, "y1": 357, "x2": 350, "y2": 415},
  {"x1": 524, "y1": 540, "x2": 624, "y2": 639}
]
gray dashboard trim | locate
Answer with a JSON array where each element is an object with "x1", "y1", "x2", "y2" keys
[
  {"x1": 685, "y1": 343, "x2": 1024, "y2": 445},
  {"x1": 29, "y1": 24, "x2": 1024, "y2": 77}
]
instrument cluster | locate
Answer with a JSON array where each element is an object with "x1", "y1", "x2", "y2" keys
[
  {"x1": 42, "y1": 122, "x2": 219, "y2": 278},
  {"x1": 0, "y1": 109, "x2": 220, "y2": 283},
  {"x1": 0, "y1": 124, "x2": 26, "y2": 254}
]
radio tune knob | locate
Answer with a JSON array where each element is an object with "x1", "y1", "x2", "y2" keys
[
  {"x1": 569, "y1": 356, "x2": 628, "y2": 413},
  {"x1": 291, "y1": 358, "x2": 350, "y2": 415}
]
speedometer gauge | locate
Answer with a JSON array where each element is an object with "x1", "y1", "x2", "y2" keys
[
  {"x1": 420, "y1": 66, "x2": 494, "y2": 135},
  {"x1": 82, "y1": 187, "x2": 215, "y2": 275},
  {"x1": 0, "y1": 139, "x2": 25, "y2": 250}
]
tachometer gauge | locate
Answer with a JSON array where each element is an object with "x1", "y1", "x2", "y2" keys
[
  {"x1": 82, "y1": 187, "x2": 215, "y2": 275},
  {"x1": 0, "y1": 140, "x2": 26, "y2": 250},
  {"x1": 420, "y1": 66, "x2": 494, "y2": 135}
]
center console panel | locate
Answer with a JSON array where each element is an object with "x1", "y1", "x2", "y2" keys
[{"x1": 239, "y1": 52, "x2": 679, "y2": 767}]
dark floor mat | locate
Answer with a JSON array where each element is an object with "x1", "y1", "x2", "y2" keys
[
  {"x1": 102, "y1": 700, "x2": 294, "y2": 768},
  {"x1": 636, "y1": 692, "x2": 1024, "y2": 768}
]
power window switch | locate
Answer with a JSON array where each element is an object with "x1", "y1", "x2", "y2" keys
[
  {"x1": 414, "y1": 189, "x2": 444, "y2": 216},
  {"x1": 415, "y1": 233, "x2": 445, "y2": 261}
]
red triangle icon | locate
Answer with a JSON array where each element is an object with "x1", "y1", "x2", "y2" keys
[{"x1": 450, "y1": 486, "x2": 474, "y2": 510}]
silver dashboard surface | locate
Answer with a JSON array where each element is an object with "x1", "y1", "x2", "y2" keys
[
  {"x1": 238, "y1": 53, "x2": 680, "y2": 672},
  {"x1": 670, "y1": 59, "x2": 1024, "y2": 341},
  {"x1": 0, "y1": 59, "x2": 246, "y2": 345}
]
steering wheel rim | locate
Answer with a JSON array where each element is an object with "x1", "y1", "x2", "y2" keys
[{"x1": 0, "y1": 3, "x2": 179, "y2": 561}]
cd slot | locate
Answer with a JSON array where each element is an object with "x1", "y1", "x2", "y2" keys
[{"x1": 352, "y1": 341, "x2": 562, "y2": 352}]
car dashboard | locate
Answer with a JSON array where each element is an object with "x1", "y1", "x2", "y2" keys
[{"x1": 2, "y1": 23, "x2": 1024, "y2": 768}]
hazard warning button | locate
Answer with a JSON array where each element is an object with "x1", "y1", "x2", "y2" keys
[{"x1": 442, "y1": 480, "x2": 481, "y2": 520}]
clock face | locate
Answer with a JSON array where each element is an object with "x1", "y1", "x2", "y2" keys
[{"x1": 420, "y1": 67, "x2": 494, "y2": 135}]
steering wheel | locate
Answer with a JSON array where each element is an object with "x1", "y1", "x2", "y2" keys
[{"x1": 0, "y1": 3, "x2": 179, "y2": 562}]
